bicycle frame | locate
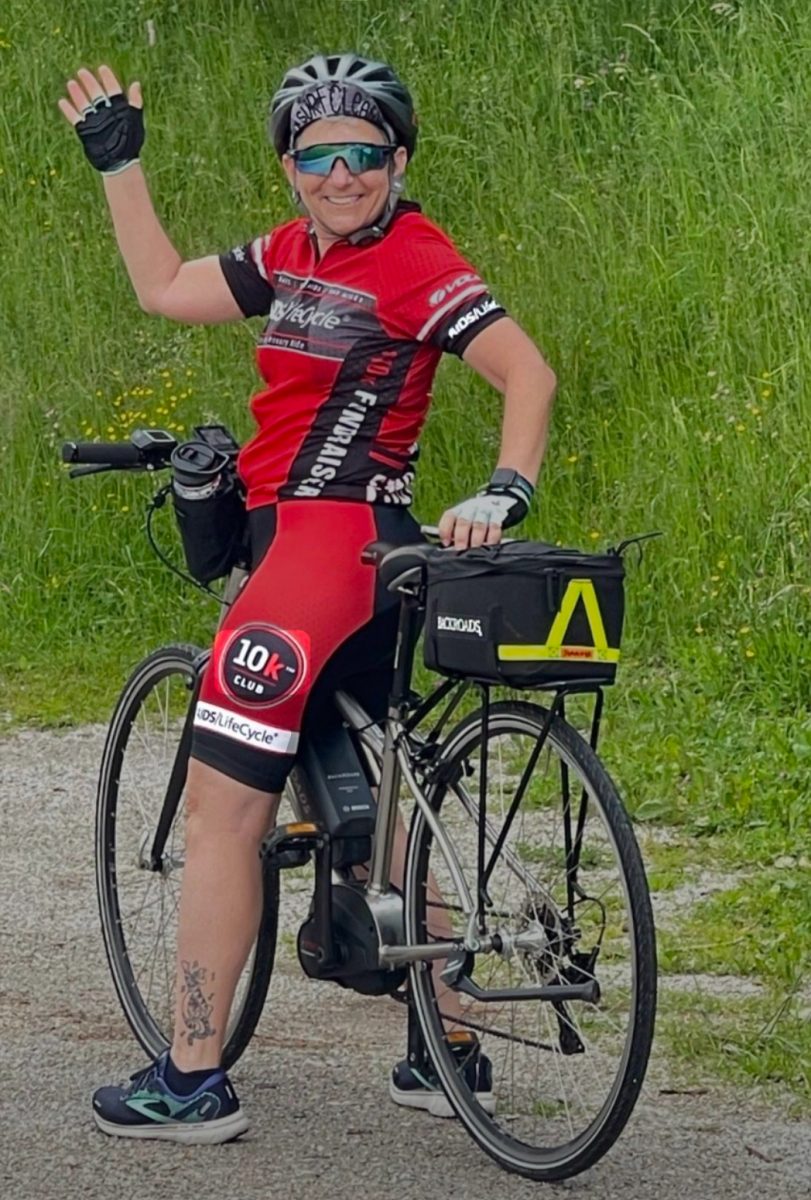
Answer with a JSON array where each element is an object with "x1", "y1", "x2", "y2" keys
[{"x1": 330, "y1": 586, "x2": 599, "y2": 1007}]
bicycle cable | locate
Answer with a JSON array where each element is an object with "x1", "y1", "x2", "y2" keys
[{"x1": 145, "y1": 484, "x2": 228, "y2": 604}]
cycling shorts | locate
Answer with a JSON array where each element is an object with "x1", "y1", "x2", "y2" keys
[{"x1": 190, "y1": 499, "x2": 422, "y2": 793}]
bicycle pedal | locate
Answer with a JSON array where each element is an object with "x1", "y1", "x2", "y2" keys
[{"x1": 261, "y1": 822, "x2": 326, "y2": 869}]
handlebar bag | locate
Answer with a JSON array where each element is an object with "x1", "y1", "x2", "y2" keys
[
  {"x1": 423, "y1": 541, "x2": 625, "y2": 688},
  {"x1": 171, "y1": 472, "x2": 247, "y2": 584}
]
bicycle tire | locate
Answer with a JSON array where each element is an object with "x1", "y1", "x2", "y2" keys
[
  {"x1": 95, "y1": 643, "x2": 278, "y2": 1071},
  {"x1": 404, "y1": 699, "x2": 656, "y2": 1181}
]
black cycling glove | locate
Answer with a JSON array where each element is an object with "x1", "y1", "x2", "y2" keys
[
  {"x1": 447, "y1": 468, "x2": 535, "y2": 532},
  {"x1": 75, "y1": 93, "x2": 144, "y2": 175}
]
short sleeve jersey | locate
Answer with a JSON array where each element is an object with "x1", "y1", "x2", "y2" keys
[{"x1": 220, "y1": 201, "x2": 506, "y2": 509}]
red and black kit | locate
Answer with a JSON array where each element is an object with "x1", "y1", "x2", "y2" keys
[{"x1": 192, "y1": 201, "x2": 506, "y2": 791}]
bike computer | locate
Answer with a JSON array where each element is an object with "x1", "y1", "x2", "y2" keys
[{"x1": 193, "y1": 424, "x2": 241, "y2": 458}]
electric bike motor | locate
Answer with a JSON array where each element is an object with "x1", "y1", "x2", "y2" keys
[{"x1": 288, "y1": 713, "x2": 407, "y2": 995}]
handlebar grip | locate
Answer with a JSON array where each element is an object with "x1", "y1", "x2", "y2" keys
[{"x1": 61, "y1": 441, "x2": 143, "y2": 466}]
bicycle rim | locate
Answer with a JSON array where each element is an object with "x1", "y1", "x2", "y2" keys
[
  {"x1": 95, "y1": 644, "x2": 276, "y2": 1067},
  {"x1": 404, "y1": 700, "x2": 657, "y2": 1180}
]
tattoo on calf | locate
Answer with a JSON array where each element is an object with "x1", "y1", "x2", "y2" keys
[{"x1": 180, "y1": 959, "x2": 217, "y2": 1045}]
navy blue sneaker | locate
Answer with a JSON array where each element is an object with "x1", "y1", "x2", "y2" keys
[
  {"x1": 389, "y1": 1030, "x2": 495, "y2": 1118},
  {"x1": 92, "y1": 1051, "x2": 249, "y2": 1144}
]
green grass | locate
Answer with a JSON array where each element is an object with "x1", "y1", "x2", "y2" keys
[
  {"x1": 3, "y1": 0, "x2": 810, "y2": 734},
  {"x1": 644, "y1": 823, "x2": 811, "y2": 1103},
  {"x1": 658, "y1": 987, "x2": 811, "y2": 1110},
  {"x1": 1, "y1": 0, "x2": 810, "y2": 1094},
  {"x1": 659, "y1": 863, "x2": 811, "y2": 987}
]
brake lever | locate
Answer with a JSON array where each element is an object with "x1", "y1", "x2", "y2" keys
[
  {"x1": 68, "y1": 463, "x2": 151, "y2": 479},
  {"x1": 69, "y1": 464, "x2": 113, "y2": 478}
]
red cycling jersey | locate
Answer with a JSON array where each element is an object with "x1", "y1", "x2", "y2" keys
[{"x1": 219, "y1": 201, "x2": 506, "y2": 509}]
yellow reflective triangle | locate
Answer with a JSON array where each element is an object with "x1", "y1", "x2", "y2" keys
[
  {"x1": 547, "y1": 577, "x2": 610, "y2": 650},
  {"x1": 497, "y1": 577, "x2": 619, "y2": 663}
]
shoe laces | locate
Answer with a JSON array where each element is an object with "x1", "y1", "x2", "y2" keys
[{"x1": 126, "y1": 1057, "x2": 163, "y2": 1091}]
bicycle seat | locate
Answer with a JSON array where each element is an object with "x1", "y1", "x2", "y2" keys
[{"x1": 362, "y1": 541, "x2": 437, "y2": 593}]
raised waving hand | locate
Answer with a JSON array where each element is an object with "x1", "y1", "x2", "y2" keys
[{"x1": 58, "y1": 65, "x2": 144, "y2": 175}]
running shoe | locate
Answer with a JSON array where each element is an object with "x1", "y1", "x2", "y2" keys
[
  {"x1": 92, "y1": 1051, "x2": 249, "y2": 1144},
  {"x1": 389, "y1": 1030, "x2": 495, "y2": 1118}
]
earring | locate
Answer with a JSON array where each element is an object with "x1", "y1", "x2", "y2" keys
[
  {"x1": 290, "y1": 184, "x2": 301, "y2": 205},
  {"x1": 391, "y1": 175, "x2": 404, "y2": 193}
]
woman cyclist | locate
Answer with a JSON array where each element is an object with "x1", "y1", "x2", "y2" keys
[{"x1": 59, "y1": 53, "x2": 557, "y2": 1144}]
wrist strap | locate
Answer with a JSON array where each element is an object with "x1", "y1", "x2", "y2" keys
[{"x1": 102, "y1": 158, "x2": 140, "y2": 177}]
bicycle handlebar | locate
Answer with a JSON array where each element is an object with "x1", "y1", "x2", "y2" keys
[
  {"x1": 62, "y1": 440, "x2": 144, "y2": 466},
  {"x1": 61, "y1": 427, "x2": 180, "y2": 472}
]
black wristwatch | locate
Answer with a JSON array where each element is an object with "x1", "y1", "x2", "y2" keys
[{"x1": 487, "y1": 468, "x2": 535, "y2": 500}]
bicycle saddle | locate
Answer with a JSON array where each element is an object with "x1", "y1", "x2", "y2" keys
[{"x1": 362, "y1": 541, "x2": 437, "y2": 592}]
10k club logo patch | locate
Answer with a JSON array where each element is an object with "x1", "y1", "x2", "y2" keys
[{"x1": 220, "y1": 625, "x2": 307, "y2": 707}]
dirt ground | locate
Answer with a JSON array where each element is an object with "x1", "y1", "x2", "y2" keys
[{"x1": 2, "y1": 725, "x2": 809, "y2": 1199}]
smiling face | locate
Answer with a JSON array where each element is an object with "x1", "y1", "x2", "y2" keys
[{"x1": 282, "y1": 116, "x2": 408, "y2": 247}]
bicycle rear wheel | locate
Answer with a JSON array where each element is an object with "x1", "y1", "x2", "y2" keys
[
  {"x1": 96, "y1": 644, "x2": 277, "y2": 1070},
  {"x1": 404, "y1": 699, "x2": 656, "y2": 1181}
]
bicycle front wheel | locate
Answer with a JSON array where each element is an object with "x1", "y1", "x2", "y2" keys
[
  {"x1": 404, "y1": 699, "x2": 656, "y2": 1181},
  {"x1": 96, "y1": 644, "x2": 278, "y2": 1070}
]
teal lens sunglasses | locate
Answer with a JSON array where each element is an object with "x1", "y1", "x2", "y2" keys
[{"x1": 290, "y1": 142, "x2": 397, "y2": 176}]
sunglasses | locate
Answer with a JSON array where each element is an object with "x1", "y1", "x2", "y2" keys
[{"x1": 290, "y1": 142, "x2": 397, "y2": 176}]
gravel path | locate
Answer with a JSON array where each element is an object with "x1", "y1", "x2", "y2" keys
[{"x1": 1, "y1": 725, "x2": 809, "y2": 1199}]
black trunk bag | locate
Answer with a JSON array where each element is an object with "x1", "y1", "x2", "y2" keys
[{"x1": 422, "y1": 541, "x2": 625, "y2": 689}]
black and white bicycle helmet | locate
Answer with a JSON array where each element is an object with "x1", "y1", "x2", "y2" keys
[{"x1": 269, "y1": 53, "x2": 418, "y2": 158}]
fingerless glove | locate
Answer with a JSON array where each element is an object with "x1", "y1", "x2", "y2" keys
[
  {"x1": 75, "y1": 94, "x2": 144, "y2": 175},
  {"x1": 448, "y1": 468, "x2": 534, "y2": 531}
]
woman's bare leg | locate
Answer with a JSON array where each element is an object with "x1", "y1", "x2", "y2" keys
[
  {"x1": 164, "y1": 757, "x2": 463, "y2": 1073},
  {"x1": 169, "y1": 759, "x2": 281, "y2": 1070}
]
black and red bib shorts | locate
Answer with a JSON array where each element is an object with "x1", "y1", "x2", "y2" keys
[{"x1": 190, "y1": 501, "x2": 421, "y2": 793}]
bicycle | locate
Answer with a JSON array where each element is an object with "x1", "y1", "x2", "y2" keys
[{"x1": 63, "y1": 425, "x2": 657, "y2": 1182}]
